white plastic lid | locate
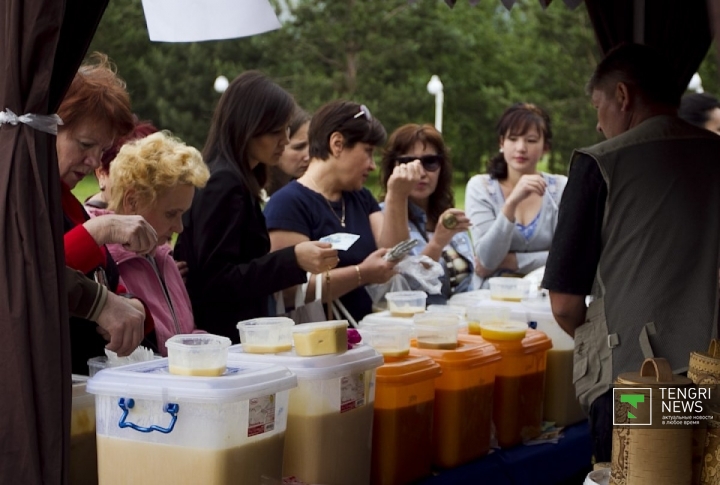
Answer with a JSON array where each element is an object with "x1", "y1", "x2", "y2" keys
[
  {"x1": 228, "y1": 344, "x2": 383, "y2": 380},
  {"x1": 87, "y1": 358, "x2": 297, "y2": 404},
  {"x1": 360, "y1": 313, "x2": 414, "y2": 327}
]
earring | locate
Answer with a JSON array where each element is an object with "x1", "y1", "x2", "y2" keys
[{"x1": 499, "y1": 148, "x2": 504, "y2": 153}]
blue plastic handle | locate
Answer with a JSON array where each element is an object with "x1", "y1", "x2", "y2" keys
[{"x1": 117, "y1": 398, "x2": 179, "y2": 434}]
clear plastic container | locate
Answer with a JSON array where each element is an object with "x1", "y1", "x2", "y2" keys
[
  {"x1": 165, "y1": 334, "x2": 231, "y2": 376},
  {"x1": 228, "y1": 345, "x2": 384, "y2": 485},
  {"x1": 372, "y1": 356, "x2": 442, "y2": 485},
  {"x1": 385, "y1": 291, "x2": 427, "y2": 317},
  {"x1": 71, "y1": 375, "x2": 97, "y2": 485},
  {"x1": 237, "y1": 317, "x2": 294, "y2": 354},
  {"x1": 466, "y1": 305, "x2": 511, "y2": 335},
  {"x1": 488, "y1": 277, "x2": 532, "y2": 302},
  {"x1": 292, "y1": 320, "x2": 348, "y2": 356},
  {"x1": 409, "y1": 341, "x2": 500, "y2": 468},
  {"x1": 359, "y1": 324, "x2": 413, "y2": 360},
  {"x1": 427, "y1": 304, "x2": 466, "y2": 319},
  {"x1": 413, "y1": 313, "x2": 459, "y2": 351},
  {"x1": 87, "y1": 356, "x2": 108, "y2": 378},
  {"x1": 87, "y1": 359, "x2": 297, "y2": 485},
  {"x1": 360, "y1": 313, "x2": 414, "y2": 328}
]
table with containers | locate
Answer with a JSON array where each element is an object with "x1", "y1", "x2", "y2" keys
[{"x1": 71, "y1": 277, "x2": 595, "y2": 485}]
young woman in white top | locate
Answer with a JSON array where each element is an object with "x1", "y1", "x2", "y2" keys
[{"x1": 465, "y1": 103, "x2": 567, "y2": 288}]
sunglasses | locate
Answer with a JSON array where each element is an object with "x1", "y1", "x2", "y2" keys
[{"x1": 395, "y1": 154, "x2": 443, "y2": 172}]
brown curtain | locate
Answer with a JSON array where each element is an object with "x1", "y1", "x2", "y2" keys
[
  {"x1": 585, "y1": 0, "x2": 713, "y2": 95},
  {"x1": 0, "y1": 0, "x2": 108, "y2": 483}
]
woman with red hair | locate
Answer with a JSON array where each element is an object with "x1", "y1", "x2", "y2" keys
[{"x1": 57, "y1": 53, "x2": 157, "y2": 374}]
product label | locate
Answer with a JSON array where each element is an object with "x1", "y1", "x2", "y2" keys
[
  {"x1": 247, "y1": 394, "x2": 276, "y2": 436},
  {"x1": 340, "y1": 373, "x2": 365, "y2": 413}
]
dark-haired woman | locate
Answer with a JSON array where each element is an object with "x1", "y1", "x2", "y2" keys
[
  {"x1": 265, "y1": 107, "x2": 311, "y2": 198},
  {"x1": 174, "y1": 71, "x2": 338, "y2": 342},
  {"x1": 380, "y1": 124, "x2": 474, "y2": 301},
  {"x1": 465, "y1": 103, "x2": 566, "y2": 287},
  {"x1": 265, "y1": 100, "x2": 422, "y2": 323}
]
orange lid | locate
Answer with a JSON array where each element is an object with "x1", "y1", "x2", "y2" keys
[
  {"x1": 376, "y1": 355, "x2": 442, "y2": 385},
  {"x1": 409, "y1": 341, "x2": 501, "y2": 369}
]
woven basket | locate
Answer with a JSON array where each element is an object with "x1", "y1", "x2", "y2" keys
[
  {"x1": 701, "y1": 406, "x2": 720, "y2": 485},
  {"x1": 610, "y1": 358, "x2": 693, "y2": 485},
  {"x1": 688, "y1": 340, "x2": 720, "y2": 390}
]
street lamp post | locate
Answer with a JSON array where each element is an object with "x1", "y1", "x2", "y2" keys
[
  {"x1": 214, "y1": 75, "x2": 229, "y2": 94},
  {"x1": 426, "y1": 75, "x2": 444, "y2": 133}
]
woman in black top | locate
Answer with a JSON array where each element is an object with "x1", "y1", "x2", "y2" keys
[{"x1": 174, "y1": 71, "x2": 338, "y2": 342}]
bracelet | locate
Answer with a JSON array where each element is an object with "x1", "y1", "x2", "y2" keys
[
  {"x1": 354, "y1": 265, "x2": 362, "y2": 286},
  {"x1": 325, "y1": 270, "x2": 332, "y2": 320}
]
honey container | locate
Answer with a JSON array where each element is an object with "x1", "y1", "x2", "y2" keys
[
  {"x1": 372, "y1": 355, "x2": 442, "y2": 485},
  {"x1": 71, "y1": 375, "x2": 97, "y2": 485},
  {"x1": 460, "y1": 325, "x2": 551, "y2": 447},
  {"x1": 228, "y1": 344, "x2": 383, "y2": 485},
  {"x1": 701, "y1": 405, "x2": 720, "y2": 485},
  {"x1": 410, "y1": 341, "x2": 500, "y2": 468},
  {"x1": 688, "y1": 340, "x2": 720, "y2": 484}
]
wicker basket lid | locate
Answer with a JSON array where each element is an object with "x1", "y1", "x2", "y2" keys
[{"x1": 616, "y1": 358, "x2": 692, "y2": 387}]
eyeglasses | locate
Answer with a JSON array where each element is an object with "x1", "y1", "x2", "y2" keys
[{"x1": 395, "y1": 154, "x2": 443, "y2": 172}]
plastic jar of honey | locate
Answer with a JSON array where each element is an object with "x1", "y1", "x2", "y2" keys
[
  {"x1": 409, "y1": 341, "x2": 500, "y2": 468},
  {"x1": 372, "y1": 355, "x2": 442, "y2": 485},
  {"x1": 460, "y1": 326, "x2": 551, "y2": 448}
]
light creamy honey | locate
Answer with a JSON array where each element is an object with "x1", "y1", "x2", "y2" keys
[
  {"x1": 168, "y1": 365, "x2": 225, "y2": 376},
  {"x1": 243, "y1": 344, "x2": 292, "y2": 354},
  {"x1": 97, "y1": 433, "x2": 284, "y2": 484}
]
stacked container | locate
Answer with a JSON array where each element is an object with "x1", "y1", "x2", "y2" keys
[
  {"x1": 228, "y1": 344, "x2": 383, "y2": 485},
  {"x1": 71, "y1": 375, "x2": 97, "y2": 485},
  {"x1": 87, "y1": 359, "x2": 296, "y2": 485},
  {"x1": 409, "y1": 340, "x2": 500, "y2": 468},
  {"x1": 460, "y1": 326, "x2": 552, "y2": 447},
  {"x1": 371, "y1": 354, "x2": 441, "y2": 485}
]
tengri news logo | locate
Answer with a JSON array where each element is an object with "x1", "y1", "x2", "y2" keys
[{"x1": 613, "y1": 388, "x2": 652, "y2": 425}]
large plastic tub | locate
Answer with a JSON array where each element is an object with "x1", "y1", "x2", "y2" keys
[
  {"x1": 463, "y1": 297, "x2": 586, "y2": 427},
  {"x1": 71, "y1": 375, "x2": 97, "y2": 485},
  {"x1": 409, "y1": 341, "x2": 500, "y2": 468},
  {"x1": 228, "y1": 344, "x2": 383, "y2": 485},
  {"x1": 87, "y1": 359, "x2": 296, "y2": 485},
  {"x1": 460, "y1": 328, "x2": 552, "y2": 447},
  {"x1": 372, "y1": 355, "x2": 442, "y2": 485}
]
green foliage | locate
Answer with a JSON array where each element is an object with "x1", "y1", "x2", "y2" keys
[{"x1": 88, "y1": 0, "x2": 717, "y2": 181}]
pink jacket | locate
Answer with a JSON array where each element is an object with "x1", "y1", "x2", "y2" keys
[{"x1": 86, "y1": 207, "x2": 201, "y2": 356}]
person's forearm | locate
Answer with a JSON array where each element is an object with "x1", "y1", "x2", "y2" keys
[
  {"x1": 422, "y1": 239, "x2": 444, "y2": 262},
  {"x1": 549, "y1": 291, "x2": 587, "y2": 337},
  {"x1": 474, "y1": 215, "x2": 515, "y2": 270},
  {"x1": 66, "y1": 267, "x2": 108, "y2": 320},
  {"x1": 377, "y1": 192, "x2": 410, "y2": 248},
  {"x1": 306, "y1": 266, "x2": 362, "y2": 303}
]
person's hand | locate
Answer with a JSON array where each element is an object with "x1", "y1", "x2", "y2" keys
[
  {"x1": 84, "y1": 215, "x2": 158, "y2": 255},
  {"x1": 176, "y1": 260, "x2": 189, "y2": 284},
  {"x1": 432, "y1": 209, "x2": 471, "y2": 248},
  {"x1": 386, "y1": 160, "x2": 424, "y2": 198},
  {"x1": 359, "y1": 248, "x2": 398, "y2": 284},
  {"x1": 95, "y1": 292, "x2": 146, "y2": 357},
  {"x1": 506, "y1": 174, "x2": 547, "y2": 206},
  {"x1": 295, "y1": 241, "x2": 339, "y2": 274}
]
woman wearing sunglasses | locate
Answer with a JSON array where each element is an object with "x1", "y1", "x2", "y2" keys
[
  {"x1": 465, "y1": 103, "x2": 567, "y2": 288},
  {"x1": 380, "y1": 124, "x2": 474, "y2": 302},
  {"x1": 265, "y1": 100, "x2": 423, "y2": 323}
]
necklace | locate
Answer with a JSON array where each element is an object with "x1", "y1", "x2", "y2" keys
[{"x1": 307, "y1": 173, "x2": 346, "y2": 227}]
